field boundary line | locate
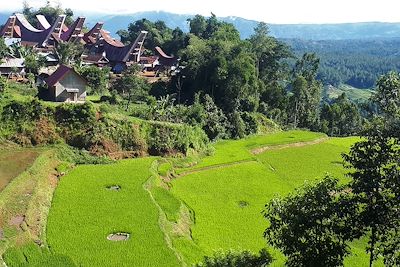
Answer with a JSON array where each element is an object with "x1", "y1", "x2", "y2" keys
[
  {"x1": 177, "y1": 158, "x2": 256, "y2": 178},
  {"x1": 251, "y1": 137, "x2": 330, "y2": 155},
  {"x1": 144, "y1": 161, "x2": 187, "y2": 267}
]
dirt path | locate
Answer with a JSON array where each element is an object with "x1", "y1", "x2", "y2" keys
[
  {"x1": 175, "y1": 137, "x2": 329, "y2": 178},
  {"x1": 177, "y1": 159, "x2": 256, "y2": 178},
  {"x1": 251, "y1": 137, "x2": 329, "y2": 155}
]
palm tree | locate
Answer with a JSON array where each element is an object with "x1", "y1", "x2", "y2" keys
[{"x1": 53, "y1": 41, "x2": 84, "y2": 65}]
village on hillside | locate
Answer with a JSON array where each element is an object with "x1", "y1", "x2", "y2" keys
[{"x1": 0, "y1": 13, "x2": 178, "y2": 103}]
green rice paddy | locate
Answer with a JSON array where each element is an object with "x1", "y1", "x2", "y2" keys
[
  {"x1": 45, "y1": 131, "x2": 376, "y2": 266},
  {"x1": 46, "y1": 158, "x2": 179, "y2": 266}
]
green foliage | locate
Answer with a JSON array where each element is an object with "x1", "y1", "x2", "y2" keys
[
  {"x1": 0, "y1": 37, "x2": 7, "y2": 60},
  {"x1": 119, "y1": 18, "x2": 186, "y2": 54},
  {"x1": 55, "y1": 102, "x2": 96, "y2": 130},
  {"x1": 145, "y1": 122, "x2": 209, "y2": 155},
  {"x1": 373, "y1": 71, "x2": 400, "y2": 118},
  {"x1": 53, "y1": 42, "x2": 84, "y2": 66},
  {"x1": 176, "y1": 15, "x2": 260, "y2": 113},
  {"x1": 112, "y1": 66, "x2": 150, "y2": 110},
  {"x1": 264, "y1": 176, "x2": 358, "y2": 267},
  {"x1": 289, "y1": 69, "x2": 322, "y2": 129},
  {"x1": 194, "y1": 94, "x2": 229, "y2": 140},
  {"x1": 22, "y1": 1, "x2": 74, "y2": 26},
  {"x1": 286, "y1": 38, "x2": 400, "y2": 88},
  {"x1": 0, "y1": 99, "x2": 57, "y2": 145},
  {"x1": 195, "y1": 248, "x2": 273, "y2": 267},
  {"x1": 320, "y1": 93, "x2": 363, "y2": 136},
  {"x1": 135, "y1": 93, "x2": 229, "y2": 141},
  {"x1": 79, "y1": 66, "x2": 110, "y2": 94},
  {"x1": 3, "y1": 242, "x2": 76, "y2": 267},
  {"x1": 0, "y1": 76, "x2": 8, "y2": 93},
  {"x1": 0, "y1": 96, "x2": 210, "y2": 157},
  {"x1": 24, "y1": 53, "x2": 46, "y2": 74},
  {"x1": 343, "y1": 134, "x2": 400, "y2": 266},
  {"x1": 250, "y1": 23, "x2": 292, "y2": 113},
  {"x1": 188, "y1": 15, "x2": 207, "y2": 38}
]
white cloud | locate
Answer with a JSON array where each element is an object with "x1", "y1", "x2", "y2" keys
[{"x1": 1, "y1": 0, "x2": 400, "y2": 24}]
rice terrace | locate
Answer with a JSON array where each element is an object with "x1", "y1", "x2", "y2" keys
[
  {"x1": 3, "y1": 131, "x2": 380, "y2": 266},
  {"x1": 0, "y1": 0, "x2": 399, "y2": 266}
]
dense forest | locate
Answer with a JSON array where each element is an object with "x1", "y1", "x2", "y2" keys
[{"x1": 285, "y1": 38, "x2": 400, "y2": 88}]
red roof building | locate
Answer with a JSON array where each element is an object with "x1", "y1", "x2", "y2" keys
[{"x1": 46, "y1": 65, "x2": 87, "y2": 103}]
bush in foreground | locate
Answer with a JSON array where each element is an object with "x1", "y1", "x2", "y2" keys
[{"x1": 195, "y1": 248, "x2": 273, "y2": 267}]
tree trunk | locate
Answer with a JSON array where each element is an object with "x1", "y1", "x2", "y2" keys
[
  {"x1": 294, "y1": 101, "x2": 298, "y2": 128},
  {"x1": 369, "y1": 226, "x2": 376, "y2": 267},
  {"x1": 126, "y1": 93, "x2": 131, "y2": 111}
]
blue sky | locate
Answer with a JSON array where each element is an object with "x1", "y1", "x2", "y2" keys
[{"x1": 1, "y1": 0, "x2": 400, "y2": 24}]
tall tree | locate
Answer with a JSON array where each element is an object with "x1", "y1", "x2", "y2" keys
[
  {"x1": 24, "y1": 49, "x2": 46, "y2": 74},
  {"x1": 249, "y1": 23, "x2": 292, "y2": 112},
  {"x1": 53, "y1": 42, "x2": 84, "y2": 65},
  {"x1": 22, "y1": 1, "x2": 74, "y2": 26},
  {"x1": 112, "y1": 66, "x2": 150, "y2": 110},
  {"x1": 79, "y1": 66, "x2": 110, "y2": 94},
  {"x1": 264, "y1": 176, "x2": 359, "y2": 267},
  {"x1": 188, "y1": 15, "x2": 207, "y2": 38},
  {"x1": 289, "y1": 53, "x2": 322, "y2": 128},
  {"x1": 0, "y1": 38, "x2": 7, "y2": 61},
  {"x1": 320, "y1": 93, "x2": 362, "y2": 136},
  {"x1": 373, "y1": 71, "x2": 400, "y2": 119},
  {"x1": 120, "y1": 19, "x2": 174, "y2": 53},
  {"x1": 343, "y1": 133, "x2": 400, "y2": 267}
]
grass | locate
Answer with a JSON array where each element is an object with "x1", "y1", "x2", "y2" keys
[
  {"x1": 324, "y1": 84, "x2": 374, "y2": 102},
  {"x1": 0, "y1": 149, "x2": 59, "y2": 262},
  {"x1": 0, "y1": 149, "x2": 39, "y2": 191},
  {"x1": 46, "y1": 158, "x2": 179, "y2": 267}
]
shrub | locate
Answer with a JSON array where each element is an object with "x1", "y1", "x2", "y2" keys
[
  {"x1": 195, "y1": 248, "x2": 273, "y2": 267},
  {"x1": 144, "y1": 122, "x2": 209, "y2": 156}
]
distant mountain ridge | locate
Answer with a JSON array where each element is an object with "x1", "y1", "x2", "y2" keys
[
  {"x1": 2, "y1": 11, "x2": 400, "y2": 40},
  {"x1": 84, "y1": 11, "x2": 400, "y2": 40}
]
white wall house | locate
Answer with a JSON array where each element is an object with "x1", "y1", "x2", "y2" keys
[{"x1": 46, "y1": 65, "x2": 87, "y2": 103}]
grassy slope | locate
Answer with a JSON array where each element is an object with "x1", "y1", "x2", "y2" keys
[
  {"x1": 46, "y1": 158, "x2": 179, "y2": 267},
  {"x1": 170, "y1": 135, "x2": 379, "y2": 266},
  {"x1": 0, "y1": 149, "x2": 39, "y2": 191},
  {"x1": 324, "y1": 84, "x2": 374, "y2": 102},
  {"x1": 0, "y1": 150, "x2": 59, "y2": 258}
]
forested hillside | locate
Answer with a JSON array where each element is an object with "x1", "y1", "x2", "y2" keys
[{"x1": 285, "y1": 38, "x2": 400, "y2": 88}]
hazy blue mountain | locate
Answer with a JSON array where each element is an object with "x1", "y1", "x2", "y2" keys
[
  {"x1": 0, "y1": 13, "x2": 9, "y2": 25},
  {"x1": 83, "y1": 11, "x2": 400, "y2": 40},
  {"x1": 2, "y1": 10, "x2": 400, "y2": 40}
]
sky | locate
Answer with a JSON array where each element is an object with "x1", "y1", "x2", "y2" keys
[{"x1": 1, "y1": 0, "x2": 400, "y2": 24}]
